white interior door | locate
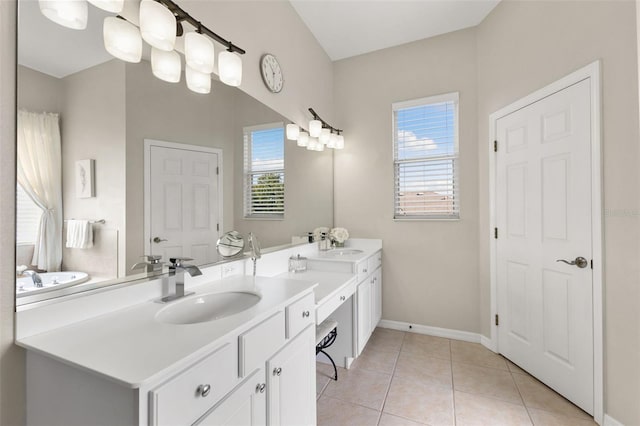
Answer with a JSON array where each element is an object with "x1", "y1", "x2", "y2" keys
[
  {"x1": 496, "y1": 78, "x2": 593, "y2": 414},
  {"x1": 148, "y1": 143, "x2": 220, "y2": 265}
]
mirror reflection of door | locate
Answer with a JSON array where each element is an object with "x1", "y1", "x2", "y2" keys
[{"x1": 145, "y1": 140, "x2": 222, "y2": 266}]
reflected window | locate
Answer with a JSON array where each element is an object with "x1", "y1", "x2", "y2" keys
[
  {"x1": 16, "y1": 184, "x2": 42, "y2": 244},
  {"x1": 243, "y1": 122, "x2": 285, "y2": 218}
]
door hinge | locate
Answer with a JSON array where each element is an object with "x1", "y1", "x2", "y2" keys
[
  {"x1": 494, "y1": 140, "x2": 498, "y2": 152},
  {"x1": 217, "y1": 223, "x2": 220, "y2": 231},
  {"x1": 495, "y1": 314, "x2": 499, "y2": 326},
  {"x1": 494, "y1": 228, "x2": 498, "y2": 239},
  {"x1": 591, "y1": 259, "x2": 593, "y2": 269},
  {"x1": 216, "y1": 166, "x2": 219, "y2": 175}
]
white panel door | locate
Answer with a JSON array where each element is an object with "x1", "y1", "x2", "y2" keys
[
  {"x1": 356, "y1": 279, "x2": 371, "y2": 355},
  {"x1": 149, "y1": 145, "x2": 220, "y2": 265},
  {"x1": 496, "y1": 79, "x2": 593, "y2": 414}
]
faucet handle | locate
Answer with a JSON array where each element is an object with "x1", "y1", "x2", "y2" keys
[
  {"x1": 169, "y1": 257, "x2": 194, "y2": 267},
  {"x1": 142, "y1": 254, "x2": 162, "y2": 263}
]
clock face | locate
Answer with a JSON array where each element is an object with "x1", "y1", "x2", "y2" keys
[{"x1": 260, "y1": 54, "x2": 284, "y2": 93}]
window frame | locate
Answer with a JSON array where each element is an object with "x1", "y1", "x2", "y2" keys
[
  {"x1": 243, "y1": 122, "x2": 285, "y2": 220},
  {"x1": 392, "y1": 92, "x2": 460, "y2": 221}
]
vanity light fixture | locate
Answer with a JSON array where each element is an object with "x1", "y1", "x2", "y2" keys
[
  {"x1": 87, "y1": 0, "x2": 123, "y2": 13},
  {"x1": 186, "y1": 65, "x2": 211, "y2": 94},
  {"x1": 185, "y1": 31, "x2": 215, "y2": 74},
  {"x1": 139, "y1": 0, "x2": 176, "y2": 51},
  {"x1": 287, "y1": 108, "x2": 345, "y2": 152},
  {"x1": 218, "y1": 49, "x2": 243, "y2": 87},
  {"x1": 151, "y1": 47, "x2": 181, "y2": 83},
  {"x1": 39, "y1": 0, "x2": 88, "y2": 30},
  {"x1": 103, "y1": 16, "x2": 142, "y2": 63}
]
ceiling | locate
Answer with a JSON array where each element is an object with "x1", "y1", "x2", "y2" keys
[
  {"x1": 290, "y1": 0, "x2": 500, "y2": 61},
  {"x1": 18, "y1": 0, "x2": 500, "y2": 79}
]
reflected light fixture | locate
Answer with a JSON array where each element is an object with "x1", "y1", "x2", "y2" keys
[
  {"x1": 103, "y1": 16, "x2": 142, "y2": 63},
  {"x1": 151, "y1": 48, "x2": 181, "y2": 83},
  {"x1": 307, "y1": 137, "x2": 319, "y2": 151},
  {"x1": 139, "y1": 0, "x2": 176, "y2": 51},
  {"x1": 218, "y1": 50, "x2": 243, "y2": 87},
  {"x1": 185, "y1": 31, "x2": 215, "y2": 74},
  {"x1": 297, "y1": 131, "x2": 309, "y2": 147},
  {"x1": 39, "y1": 0, "x2": 88, "y2": 30},
  {"x1": 335, "y1": 133, "x2": 345, "y2": 150},
  {"x1": 286, "y1": 124, "x2": 300, "y2": 141},
  {"x1": 87, "y1": 0, "x2": 123, "y2": 13},
  {"x1": 319, "y1": 128, "x2": 331, "y2": 145},
  {"x1": 285, "y1": 108, "x2": 344, "y2": 152},
  {"x1": 186, "y1": 65, "x2": 211, "y2": 94},
  {"x1": 309, "y1": 120, "x2": 322, "y2": 138}
]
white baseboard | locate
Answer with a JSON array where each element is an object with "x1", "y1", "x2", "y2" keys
[
  {"x1": 378, "y1": 319, "x2": 481, "y2": 343},
  {"x1": 603, "y1": 414, "x2": 624, "y2": 426},
  {"x1": 480, "y1": 335, "x2": 498, "y2": 353}
]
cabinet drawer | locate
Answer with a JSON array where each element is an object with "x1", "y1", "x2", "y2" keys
[
  {"x1": 368, "y1": 251, "x2": 382, "y2": 272},
  {"x1": 150, "y1": 343, "x2": 237, "y2": 426},
  {"x1": 356, "y1": 260, "x2": 370, "y2": 282},
  {"x1": 286, "y1": 292, "x2": 315, "y2": 339},
  {"x1": 238, "y1": 311, "x2": 285, "y2": 377},
  {"x1": 316, "y1": 279, "x2": 356, "y2": 324}
]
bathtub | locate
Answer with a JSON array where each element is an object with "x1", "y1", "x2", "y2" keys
[{"x1": 16, "y1": 271, "x2": 90, "y2": 297}]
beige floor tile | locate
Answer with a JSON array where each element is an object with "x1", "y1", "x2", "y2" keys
[
  {"x1": 455, "y1": 391, "x2": 532, "y2": 426},
  {"x1": 323, "y1": 367, "x2": 391, "y2": 410},
  {"x1": 394, "y1": 351, "x2": 453, "y2": 388},
  {"x1": 384, "y1": 375, "x2": 454, "y2": 425},
  {"x1": 317, "y1": 395, "x2": 381, "y2": 426},
  {"x1": 452, "y1": 363, "x2": 522, "y2": 404},
  {"x1": 512, "y1": 373, "x2": 592, "y2": 420},
  {"x1": 506, "y1": 358, "x2": 529, "y2": 375},
  {"x1": 374, "y1": 327, "x2": 406, "y2": 342},
  {"x1": 451, "y1": 340, "x2": 508, "y2": 370},
  {"x1": 527, "y1": 407, "x2": 597, "y2": 426},
  {"x1": 401, "y1": 334, "x2": 451, "y2": 360},
  {"x1": 378, "y1": 413, "x2": 427, "y2": 426},
  {"x1": 317, "y1": 371, "x2": 331, "y2": 398},
  {"x1": 352, "y1": 348, "x2": 399, "y2": 374},
  {"x1": 366, "y1": 331, "x2": 404, "y2": 353}
]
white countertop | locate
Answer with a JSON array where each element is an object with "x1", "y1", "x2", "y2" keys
[
  {"x1": 276, "y1": 270, "x2": 356, "y2": 307},
  {"x1": 16, "y1": 275, "x2": 316, "y2": 389}
]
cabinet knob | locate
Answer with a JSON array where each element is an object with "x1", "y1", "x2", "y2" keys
[
  {"x1": 273, "y1": 367, "x2": 282, "y2": 376},
  {"x1": 302, "y1": 310, "x2": 310, "y2": 318},
  {"x1": 256, "y1": 383, "x2": 266, "y2": 393},
  {"x1": 197, "y1": 384, "x2": 211, "y2": 397},
  {"x1": 363, "y1": 268, "x2": 368, "y2": 273},
  {"x1": 340, "y1": 295, "x2": 346, "y2": 301}
]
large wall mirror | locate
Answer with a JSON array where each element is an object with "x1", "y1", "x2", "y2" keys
[{"x1": 15, "y1": 0, "x2": 334, "y2": 307}]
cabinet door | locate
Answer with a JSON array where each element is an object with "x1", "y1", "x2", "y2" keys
[
  {"x1": 267, "y1": 324, "x2": 316, "y2": 426},
  {"x1": 371, "y1": 268, "x2": 382, "y2": 332},
  {"x1": 196, "y1": 369, "x2": 266, "y2": 426},
  {"x1": 357, "y1": 279, "x2": 372, "y2": 355}
]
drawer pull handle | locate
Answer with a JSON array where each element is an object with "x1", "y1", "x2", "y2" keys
[
  {"x1": 197, "y1": 384, "x2": 211, "y2": 397},
  {"x1": 273, "y1": 367, "x2": 282, "y2": 376},
  {"x1": 302, "y1": 311, "x2": 310, "y2": 318},
  {"x1": 256, "y1": 383, "x2": 266, "y2": 393}
]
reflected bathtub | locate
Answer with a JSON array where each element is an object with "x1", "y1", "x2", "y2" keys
[{"x1": 16, "y1": 271, "x2": 90, "y2": 297}]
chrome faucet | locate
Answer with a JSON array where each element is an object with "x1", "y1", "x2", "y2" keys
[
  {"x1": 157, "y1": 257, "x2": 202, "y2": 303},
  {"x1": 131, "y1": 255, "x2": 164, "y2": 274},
  {"x1": 24, "y1": 270, "x2": 43, "y2": 288}
]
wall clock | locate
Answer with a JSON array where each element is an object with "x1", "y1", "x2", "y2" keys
[{"x1": 260, "y1": 53, "x2": 284, "y2": 93}]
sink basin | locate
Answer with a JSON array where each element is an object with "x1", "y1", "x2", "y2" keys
[
  {"x1": 156, "y1": 291, "x2": 261, "y2": 325},
  {"x1": 324, "y1": 249, "x2": 364, "y2": 257}
]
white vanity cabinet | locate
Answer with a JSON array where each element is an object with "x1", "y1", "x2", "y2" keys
[{"x1": 356, "y1": 251, "x2": 383, "y2": 355}]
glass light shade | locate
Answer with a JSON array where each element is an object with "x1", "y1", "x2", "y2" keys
[
  {"x1": 139, "y1": 0, "x2": 176, "y2": 51},
  {"x1": 319, "y1": 128, "x2": 331, "y2": 145},
  {"x1": 151, "y1": 48, "x2": 181, "y2": 83},
  {"x1": 335, "y1": 134, "x2": 345, "y2": 150},
  {"x1": 297, "y1": 131, "x2": 309, "y2": 147},
  {"x1": 309, "y1": 120, "x2": 322, "y2": 138},
  {"x1": 218, "y1": 51, "x2": 243, "y2": 87},
  {"x1": 186, "y1": 65, "x2": 211, "y2": 94},
  {"x1": 87, "y1": 0, "x2": 123, "y2": 13},
  {"x1": 307, "y1": 137, "x2": 319, "y2": 151},
  {"x1": 185, "y1": 32, "x2": 215, "y2": 74},
  {"x1": 39, "y1": 0, "x2": 88, "y2": 30},
  {"x1": 327, "y1": 133, "x2": 337, "y2": 149},
  {"x1": 103, "y1": 17, "x2": 141, "y2": 63},
  {"x1": 286, "y1": 124, "x2": 300, "y2": 141},
  {"x1": 315, "y1": 141, "x2": 325, "y2": 152}
]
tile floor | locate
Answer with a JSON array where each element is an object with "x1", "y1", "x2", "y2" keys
[{"x1": 316, "y1": 328, "x2": 596, "y2": 426}]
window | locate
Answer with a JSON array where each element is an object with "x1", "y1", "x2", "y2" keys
[
  {"x1": 16, "y1": 184, "x2": 43, "y2": 244},
  {"x1": 393, "y1": 92, "x2": 459, "y2": 219},
  {"x1": 244, "y1": 122, "x2": 285, "y2": 218}
]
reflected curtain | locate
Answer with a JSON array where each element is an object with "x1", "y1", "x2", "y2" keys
[{"x1": 17, "y1": 110, "x2": 63, "y2": 272}]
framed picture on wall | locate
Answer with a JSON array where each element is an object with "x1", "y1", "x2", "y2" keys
[{"x1": 76, "y1": 159, "x2": 95, "y2": 198}]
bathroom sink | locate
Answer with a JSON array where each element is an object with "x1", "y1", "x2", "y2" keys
[
  {"x1": 156, "y1": 291, "x2": 261, "y2": 325},
  {"x1": 324, "y1": 249, "x2": 364, "y2": 257}
]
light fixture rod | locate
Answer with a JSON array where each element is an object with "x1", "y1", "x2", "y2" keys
[
  {"x1": 154, "y1": 0, "x2": 246, "y2": 55},
  {"x1": 308, "y1": 107, "x2": 342, "y2": 133}
]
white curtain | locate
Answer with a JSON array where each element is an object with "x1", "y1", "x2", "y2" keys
[{"x1": 17, "y1": 110, "x2": 63, "y2": 272}]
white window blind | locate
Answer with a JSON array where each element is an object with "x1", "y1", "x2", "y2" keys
[
  {"x1": 16, "y1": 183, "x2": 43, "y2": 244},
  {"x1": 393, "y1": 92, "x2": 459, "y2": 219},
  {"x1": 244, "y1": 123, "x2": 285, "y2": 218}
]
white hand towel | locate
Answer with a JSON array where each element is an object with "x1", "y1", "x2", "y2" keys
[{"x1": 65, "y1": 220, "x2": 94, "y2": 249}]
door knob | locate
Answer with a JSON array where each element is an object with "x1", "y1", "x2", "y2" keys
[
  {"x1": 153, "y1": 237, "x2": 168, "y2": 243},
  {"x1": 556, "y1": 257, "x2": 588, "y2": 268}
]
